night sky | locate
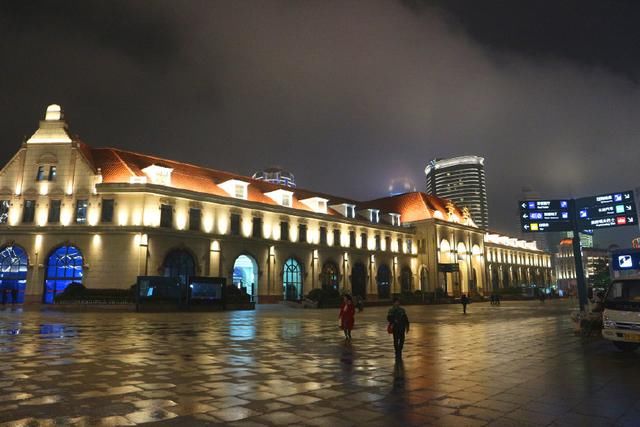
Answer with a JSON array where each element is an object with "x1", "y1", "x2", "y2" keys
[{"x1": 1, "y1": 1, "x2": 639, "y2": 247}]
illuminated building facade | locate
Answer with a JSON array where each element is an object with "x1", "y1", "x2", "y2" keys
[
  {"x1": 0, "y1": 105, "x2": 551, "y2": 304},
  {"x1": 425, "y1": 156, "x2": 489, "y2": 230},
  {"x1": 555, "y1": 239, "x2": 608, "y2": 292}
]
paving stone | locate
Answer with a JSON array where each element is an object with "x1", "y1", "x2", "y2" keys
[{"x1": 0, "y1": 300, "x2": 634, "y2": 426}]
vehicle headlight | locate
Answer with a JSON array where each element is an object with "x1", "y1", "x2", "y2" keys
[{"x1": 603, "y1": 319, "x2": 617, "y2": 329}]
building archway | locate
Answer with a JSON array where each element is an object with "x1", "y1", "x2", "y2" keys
[
  {"x1": 400, "y1": 266, "x2": 412, "y2": 293},
  {"x1": 283, "y1": 258, "x2": 303, "y2": 301},
  {"x1": 233, "y1": 254, "x2": 258, "y2": 301},
  {"x1": 491, "y1": 265, "x2": 500, "y2": 290},
  {"x1": 377, "y1": 264, "x2": 391, "y2": 299},
  {"x1": 439, "y1": 239, "x2": 452, "y2": 263},
  {"x1": 320, "y1": 261, "x2": 339, "y2": 291},
  {"x1": 0, "y1": 245, "x2": 28, "y2": 304},
  {"x1": 44, "y1": 245, "x2": 84, "y2": 304},
  {"x1": 163, "y1": 249, "x2": 196, "y2": 285},
  {"x1": 457, "y1": 242, "x2": 468, "y2": 295},
  {"x1": 502, "y1": 267, "x2": 511, "y2": 288},
  {"x1": 350, "y1": 262, "x2": 366, "y2": 299}
]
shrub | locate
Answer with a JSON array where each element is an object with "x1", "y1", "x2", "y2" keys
[
  {"x1": 54, "y1": 285, "x2": 132, "y2": 304},
  {"x1": 224, "y1": 285, "x2": 250, "y2": 304},
  {"x1": 306, "y1": 287, "x2": 341, "y2": 308}
]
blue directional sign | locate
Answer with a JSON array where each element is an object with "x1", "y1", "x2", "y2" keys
[
  {"x1": 576, "y1": 190, "x2": 637, "y2": 230},
  {"x1": 519, "y1": 200, "x2": 573, "y2": 233}
]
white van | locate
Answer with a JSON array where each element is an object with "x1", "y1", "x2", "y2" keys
[{"x1": 601, "y1": 249, "x2": 640, "y2": 351}]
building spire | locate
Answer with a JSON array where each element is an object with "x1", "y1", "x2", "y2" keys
[{"x1": 26, "y1": 104, "x2": 73, "y2": 144}]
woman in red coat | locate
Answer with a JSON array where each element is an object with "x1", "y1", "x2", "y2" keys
[{"x1": 339, "y1": 294, "x2": 356, "y2": 340}]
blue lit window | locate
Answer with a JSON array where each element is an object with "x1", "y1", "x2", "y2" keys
[
  {"x1": 44, "y1": 245, "x2": 83, "y2": 304},
  {"x1": 283, "y1": 258, "x2": 302, "y2": 301},
  {"x1": 0, "y1": 245, "x2": 28, "y2": 304},
  {"x1": 36, "y1": 166, "x2": 45, "y2": 181}
]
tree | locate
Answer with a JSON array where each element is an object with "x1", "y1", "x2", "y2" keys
[{"x1": 590, "y1": 258, "x2": 611, "y2": 288}]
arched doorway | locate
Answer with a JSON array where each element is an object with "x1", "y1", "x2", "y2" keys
[
  {"x1": 351, "y1": 262, "x2": 366, "y2": 299},
  {"x1": 491, "y1": 265, "x2": 500, "y2": 290},
  {"x1": 457, "y1": 242, "x2": 468, "y2": 295},
  {"x1": 470, "y1": 268, "x2": 478, "y2": 293},
  {"x1": 419, "y1": 266, "x2": 428, "y2": 292},
  {"x1": 44, "y1": 245, "x2": 83, "y2": 304},
  {"x1": 400, "y1": 266, "x2": 412, "y2": 293},
  {"x1": 163, "y1": 249, "x2": 196, "y2": 285},
  {"x1": 0, "y1": 245, "x2": 28, "y2": 304},
  {"x1": 233, "y1": 254, "x2": 258, "y2": 301},
  {"x1": 283, "y1": 258, "x2": 303, "y2": 301},
  {"x1": 320, "y1": 261, "x2": 339, "y2": 291},
  {"x1": 502, "y1": 267, "x2": 510, "y2": 288},
  {"x1": 377, "y1": 264, "x2": 391, "y2": 299}
]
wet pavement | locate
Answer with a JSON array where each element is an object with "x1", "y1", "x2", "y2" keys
[{"x1": 0, "y1": 300, "x2": 639, "y2": 426}]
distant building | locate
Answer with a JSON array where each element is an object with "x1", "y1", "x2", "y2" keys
[
  {"x1": 252, "y1": 167, "x2": 296, "y2": 188},
  {"x1": 425, "y1": 156, "x2": 489, "y2": 229},
  {"x1": 388, "y1": 177, "x2": 416, "y2": 196},
  {"x1": 555, "y1": 239, "x2": 609, "y2": 292}
]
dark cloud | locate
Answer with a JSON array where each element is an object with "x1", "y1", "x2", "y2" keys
[{"x1": 1, "y1": 1, "x2": 638, "y2": 246}]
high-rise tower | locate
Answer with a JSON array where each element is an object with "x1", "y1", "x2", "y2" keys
[{"x1": 425, "y1": 156, "x2": 489, "y2": 229}]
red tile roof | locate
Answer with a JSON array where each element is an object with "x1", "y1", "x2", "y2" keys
[{"x1": 90, "y1": 147, "x2": 474, "y2": 226}]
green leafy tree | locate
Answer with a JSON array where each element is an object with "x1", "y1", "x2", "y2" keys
[{"x1": 590, "y1": 258, "x2": 611, "y2": 288}]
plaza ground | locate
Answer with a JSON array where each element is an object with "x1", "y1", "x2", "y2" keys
[{"x1": 0, "y1": 300, "x2": 639, "y2": 426}]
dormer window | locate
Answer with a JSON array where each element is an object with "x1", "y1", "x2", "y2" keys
[
  {"x1": 369, "y1": 209, "x2": 380, "y2": 223},
  {"x1": 218, "y1": 179, "x2": 249, "y2": 200},
  {"x1": 347, "y1": 205, "x2": 356, "y2": 219},
  {"x1": 142, "y1": 164, "x2": 173, "y2": 186},
  {"x1": 265, "y1": 189, "x2": 294, "y2": 207},
  {"x1": 301, "y1": 197, "x2": 329, "y2": 214},
  {"x1": 389, "y1": 213, "x2": 401, "y2": 226},
  {"x1": 235, "y1": 184, "x2": 246, "y2": 199}
]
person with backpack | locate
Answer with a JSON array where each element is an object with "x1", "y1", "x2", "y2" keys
[
  {"x1": 461, "y1": 293, "x2": 470, "y2": 314},
  {"x1": 387, "y1": 298, "x2": 410, "y2": 359}
]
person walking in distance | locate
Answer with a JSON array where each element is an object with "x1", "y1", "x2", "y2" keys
[
  {"x1": 387, "y1": 298, "x2": 410, "y2": 359},
  {"x1": 339, "y1": 294, "x2": 355, "y2": 340},
  {"x1": 461, "y1": 293, "x2": 470, "y2": 314}
]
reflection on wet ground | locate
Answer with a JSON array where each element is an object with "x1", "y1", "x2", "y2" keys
[{"x1": 0, "y1": 300, "x2": 639, "y2": 426}]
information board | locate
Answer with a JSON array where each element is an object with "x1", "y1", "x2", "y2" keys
[
  {"x1": 519, "y1": 199, "x2": 573, "y2": 233},
  {"x1": 576, "y1": 190, "x2": 638, "y2": 230}
]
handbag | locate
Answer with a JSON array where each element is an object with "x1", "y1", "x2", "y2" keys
[{"x1": 387, "y1": 323, "x2": 393, "y2": 334}]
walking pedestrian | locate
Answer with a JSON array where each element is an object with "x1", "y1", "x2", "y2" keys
[
  {"x1": 387, "y1": 298, "x2": 410, "y2": 359},
  {"x1": 339, "y1": 294, "x2": 355, "y2": 340},
  {"x1": 461, "y1": 293, "x2": 470, "y2": 314}
]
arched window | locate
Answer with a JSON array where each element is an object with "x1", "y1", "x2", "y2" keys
[
  {"x1": 351, "y1": 262, "x2": 366, "y2": 299},
  {"x1": 44, "y1": 245, "x2": 83, "y2": 304},
  {"x1": 321, "y1": 261, "x2": 339, "y2": 291},
  {"x1": 420, "y1": 267, "x2": 429, "y2": 291},
  {"x1": 400, "y1": 266, "x2": 413, "y2": 293},
  {"x1": 163, "y1": 249, "x2": 196, "y2": 285},
  {"x1": 233, "y1": 254, "x2": 258, "y2": 301},
  {"x1": 0, "y1": 245, "x2": 28, "y2": 304},
  {"x1": 283, "y1": 258, "x2": 303, "y2": 301},
  {"x1": 377, "y1": 264, "x2": 391, "y2": 299}
]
